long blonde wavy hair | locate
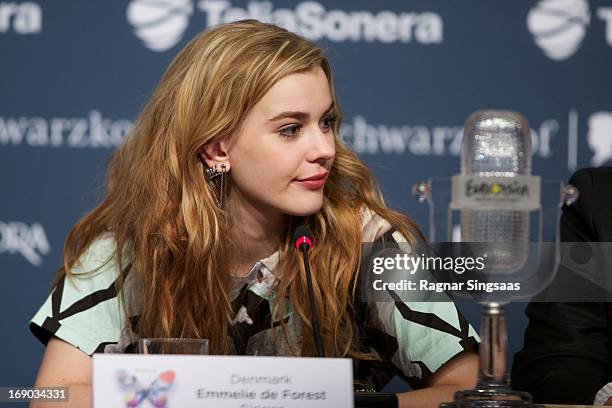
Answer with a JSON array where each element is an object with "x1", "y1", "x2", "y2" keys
[{"x1": 59, "y1": 20, "x2": 421, "y2": 357}]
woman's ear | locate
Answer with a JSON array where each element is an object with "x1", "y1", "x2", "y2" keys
[{"x1": 199, "y1": 139, "x2": 230, "y2": 171}]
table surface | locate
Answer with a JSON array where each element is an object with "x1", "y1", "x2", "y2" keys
[{"x1": 544, "y1": 405, "x2": 597, "y2": 407}]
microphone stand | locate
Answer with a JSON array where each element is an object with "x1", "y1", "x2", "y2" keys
[
  {"x1": 294, "y1": 227, "x2": 397, "y2": 407},
  {"x1": 298, "y1": 242, "x2": 325, "y2": 358}
]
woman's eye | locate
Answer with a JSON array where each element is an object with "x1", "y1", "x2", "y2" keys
[
  {"x1": 279, "y1": 124, "x2": 301, "y2": 138},
  {"x1": 320, "y1": 116, "x2": 337, "y2": 130}
]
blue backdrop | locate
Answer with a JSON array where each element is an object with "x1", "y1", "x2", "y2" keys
[{"x1": 2, "y1": 0, "x2": 612, "y2": 392}]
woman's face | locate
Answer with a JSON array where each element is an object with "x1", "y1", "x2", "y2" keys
[{"x1": 227, "y1": 67, "x2": 336, "y2": 217}]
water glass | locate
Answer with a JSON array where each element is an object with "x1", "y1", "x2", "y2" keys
[{"x1": 138, "y1": 338, "x2": 209, "y2": 355}]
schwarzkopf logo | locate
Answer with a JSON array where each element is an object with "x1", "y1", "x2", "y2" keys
[
  {"x1": 0, "y1": 110, "x2": 133, "y2": 148},
  {"x1": 465, "y1": 180, "x2": 530, "y2": 199},
  {"x1": 126, "y1": 0, "x2": 444, "y2": 52},
  {"x1": 588, "y1": 111, "x2": 612, "y2": 166}
]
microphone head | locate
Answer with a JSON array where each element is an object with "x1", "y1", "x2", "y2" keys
[
  {"x1": 462, "y1": 110, "x2": 531, "y2": 176},
  {"x1": 460, "y1": 110, "x2": 532, "y2": 273},
  {"x1": 293, "y1": 225, "x2": 313, "y2": 251}
]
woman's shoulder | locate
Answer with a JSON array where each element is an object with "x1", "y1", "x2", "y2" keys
[
  {"x1": 72, "y1": 233, "x2": 119, "y2": 272},
  {"x1": 359, "y1": 205, "x2": 412, "y2": 244},
  {"x1": 69, "y1": 233, "x2": 133, "y2": 283},
  {"x1": 30, "y1": 233, "x2": 134, "y2": 355}
]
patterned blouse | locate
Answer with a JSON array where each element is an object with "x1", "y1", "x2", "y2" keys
[{"x1": 30, "y1": 207, "x2": 478, "y2": 391}]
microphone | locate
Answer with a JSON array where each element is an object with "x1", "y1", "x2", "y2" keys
[
  {"x1": 293, "y1": 225, "x2": 313, "y2": 252},
  {"x1": 292, "y1": 227, "x2": 399, "y2": 407},
  {"x1": 293, "y1": 225, "x2": 398, "y2": 408},
  {"x1": 292, "y1": 225, "x2": 325, "y2": 358},
  {"x1": 455, "y1": 111, "x2": 532, "y2": 395},
  {"x1": 460, "y1": 110, "x2": 531, "y2": 273},
  {"x1": 412, "y1": 111, "x2": 574, "y2": 405}
]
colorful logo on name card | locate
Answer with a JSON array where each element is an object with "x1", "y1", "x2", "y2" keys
[{"x1": 116, "y1": 369, "x2": 176, "y2": 407}]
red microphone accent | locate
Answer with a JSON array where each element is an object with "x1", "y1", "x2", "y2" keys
[{"x1": 294, "y1": 236, "x2": 313, "y2": 251}]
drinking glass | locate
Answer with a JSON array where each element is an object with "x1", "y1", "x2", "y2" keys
[{"x1": 138, "y1": 338, "x2": 209, "y2": 355}]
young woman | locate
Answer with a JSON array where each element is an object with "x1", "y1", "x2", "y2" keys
[{"x1": 30, "y1": 20, "x2": 479, "y2": 408}]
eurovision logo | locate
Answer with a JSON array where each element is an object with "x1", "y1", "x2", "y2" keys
[
  {"x1": 117, "y1": 369, "x2": 176, "y2": 407},
  {"x1": 465, "y1": 180, "x2": 530, "y2": 199}
]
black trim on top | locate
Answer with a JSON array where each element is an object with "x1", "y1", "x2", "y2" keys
[
  {"x1": 388, "y1": 289, "x2": 469, "y2": 341},
  {"x1": 381, "y1": 229, "x2": 401, "y2": 248},
  {"x1": 457, "y1": 305, "x2": 470, "y2": 338},
  {"x1": 51, "y1": 279, "x2": 64, "y2": 320},
  {"x1": 56, "y1": 277, "x2": 122, "y2": 320}
]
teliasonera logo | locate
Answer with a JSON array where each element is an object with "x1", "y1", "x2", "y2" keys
[
  {"x1": 126, "y1": 0, "x2": 194, "y2": 52},
  {"x1": 127, "y1": 0, "x2": 444, "y2": 52},
  {"x1": 527, "y1": 0, "x2": 590, "y2": 61},
  {"x1": 0, "y1": 1, "x2": 42, "y2": 34},
  {"x1": 527, "y1": 0, "x2": 612, "y2": 61},
  {"x1": 0, "y1": 221, "x2": 50, "y2": 266},
  {"x1": 587, "y1": 111, "x2": 612, "y2": 166}
]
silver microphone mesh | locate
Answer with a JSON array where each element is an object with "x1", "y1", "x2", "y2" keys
[
  {"x1": 461, "y1": 111, "x2": 531, "y2": 176},
  {"x1": 460, "y1": 111, "x2": 531, "y2": 272}
]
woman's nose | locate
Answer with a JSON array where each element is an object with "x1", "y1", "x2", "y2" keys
[{"x1": 306, "y1": 127, "x2": 335, "y2": 163}]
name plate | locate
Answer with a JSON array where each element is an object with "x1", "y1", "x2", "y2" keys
[
  {"x1": 93, "y1": 354, "x2": 354, "y2": 407},
  {"x1": 451, "y1": 174, "x2": 541, "y2": 210}
]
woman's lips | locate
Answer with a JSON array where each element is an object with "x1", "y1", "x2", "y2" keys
[{"x1": 294, "y1": 174, "x2": 328, "y2": 190}]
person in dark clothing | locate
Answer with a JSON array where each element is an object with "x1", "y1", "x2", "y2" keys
[{"x1": 512, "y1": 166, "x2": 612, "y2": 405}]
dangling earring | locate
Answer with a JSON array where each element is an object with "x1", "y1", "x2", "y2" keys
[{"x1": 205, "y1": 163, "x2": 228, "y2": 209}]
